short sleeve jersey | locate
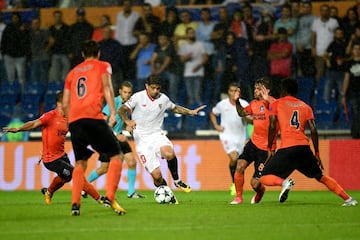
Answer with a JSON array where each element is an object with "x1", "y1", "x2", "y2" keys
[
  {"x1": 103, "y1": 95, "x2": 124, "y2": 134},
  {"x1": 39, "y1": 109, "x2": 68, "y2": 163},
  {"x1": 125, "y1": 90, "x2": 175, "y2": 136},
  {"x1": 64, "y1": 59, "x2": 112, "y2": 123},
  {"x1": 212, "y1": 98, "x2": 248, "y2": 140},
  {"x1": 245, "y1": 97, "x2": 276, "y2": 151},
  {"x1": 269, "y1": 96, "x2": 314, "y2": 149}
]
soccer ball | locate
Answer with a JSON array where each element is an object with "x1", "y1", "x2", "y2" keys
[{"x1": 154, "y1": 185, "x2": 174, "y2": 204}]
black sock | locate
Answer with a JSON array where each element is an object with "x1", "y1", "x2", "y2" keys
[
  {"x1": 230, "y1": 164, "x2": 236, "y2": 183},
  {"x1": 167, "y1": 157, "x2": 179, "y2": 181},
  {"x1": 154, "y1": 178, "x2": 167, "y2": 187}
]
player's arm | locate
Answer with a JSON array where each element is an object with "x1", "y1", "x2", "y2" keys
[
  {"x1": 209, "y1": 111, "x2": 224, "y2": 132},
  {"x1": 341, "y1": 72, "x2": 350, "y2": 106},
  {"x1": 3, "y1": 119, "x2": 42, "y2": 133},
  {"x1": 171, "y1": 104, "x2": 206, "y2": 116},
  {"x1": 102, "y1": 72, "x2": 116, "y2": 128},
  {"x1": 265, "y1": 115, "x2": 277, "y2": 163},
  {"x1": 62, "y1": 89, "x2": 71, "y2": 119},
  {"x1": 118, "y1": 104, "x2": 136, "y2": 130},
  {"x1": 307, "y1": 119, "x2": 323, "y2": 169}
]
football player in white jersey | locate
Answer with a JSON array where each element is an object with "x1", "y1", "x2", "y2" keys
[
  {"x1": 210, "y1": 82, "x2": 250, "y2": 196},
  {"x1": 118, "y1": 75, "x2": 206, "y2": 203}
]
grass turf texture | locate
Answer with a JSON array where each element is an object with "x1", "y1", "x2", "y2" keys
[{"x1": 0, "y1": 190, "x2": 359, "y2": 240}]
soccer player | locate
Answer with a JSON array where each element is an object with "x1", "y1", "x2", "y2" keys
[
  {"x1": 118, "y1": 75, "x2": 206, "y2": 203},
  {"x1": 2, "y1": 92, "x2": 103, "y2": 205},
  {"x1": 62, "y1": 40, "x2": 126, "y2": 216},
  {"x1": 230, "y1": 77, "x2": 276, "y2": 204},
  {"x1": 210, "y1": 82, "x2": 250, "y2": 196},
  {"x1": 260, "y1": 77, "x2": 358, "y2": 206},
  {"x1": 83, "y1": 81, "x2": 145, "y2": 199}
]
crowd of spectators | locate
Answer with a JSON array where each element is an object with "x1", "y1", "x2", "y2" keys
[{"x1": 1, "y1": 0, "x2": 360, "y2": 137}]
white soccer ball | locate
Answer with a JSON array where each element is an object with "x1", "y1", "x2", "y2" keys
[{"x1": 154, "y1": 185, "x2": 174, "y2": 204}]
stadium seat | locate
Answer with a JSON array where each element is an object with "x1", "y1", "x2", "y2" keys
[
  {"x1": 43, "y1": 82, "x2": 63, "y2": 112},
  {"x1": 21, "y1": 102, "x2": 40, "y2": 122},
  {"x1": 183, "y1": 104, "x2": 209, "y2": 132},
  {"x1": 163, "y1": 112, "x2": 183, "y2": 132}
]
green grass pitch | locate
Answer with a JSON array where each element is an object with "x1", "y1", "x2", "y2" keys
[{"x1": 0, "y1": 190, "x2": 359, "y2": 240}]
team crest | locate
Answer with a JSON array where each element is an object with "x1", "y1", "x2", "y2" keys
[{"x1": 260, "y1": 105, "x2": 264, "y2": 112}]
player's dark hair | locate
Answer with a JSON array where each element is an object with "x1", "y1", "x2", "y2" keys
[
  {"x1": 56, "y1": 91, "x2": 63, "y2": 103},
  {"x1": 146, "y1": 75, "x2": 162, "y2": 85},
  {"x1": 281, "y1": 77, "x2": 298, "y2": 96},
  {"x1": 255, "y1": 77, "x2": 271, "y2": 89},
  {"x1": 228, "y1": 82, "x2": 240, "y2": 89},
  {"x1": 82, "y1": 40, "x2": 100, "y2": 58},
  {"x1": 120, "y1": 81, "x2": 133, "y2": 89}
]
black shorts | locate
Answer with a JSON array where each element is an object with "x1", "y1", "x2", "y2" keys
[
  {"x1": 69, "y1": 118, "x2": 122, "y2": 162},
  {"x1": 99, "y1": 140, "x2": 132, "y2": 162},
  {"x1": 238, "y1": 139, "x2": 268, "y2": 179},
  {"x1": 262, "y1": 145, "x2": 323, "y2": 180},
  {"x1": 43, "y1": 154, "x2": 73, "y2": 182}
]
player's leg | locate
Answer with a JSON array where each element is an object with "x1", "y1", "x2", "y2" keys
[
  {"x1": 250, "y1": 149, "x2": 268, "y2": 204},
  {"x1": 161, "y1": 145, "x2": 191, "y2": 193},
  {"x1": 151, "y1": 168, "x2": 178, "y2": 204},
  {"x1": 120, "y1": 141, "x2": 145, "y2": 198},
  {"x1": 82, "y1": 159, "x2": 109, "y2": 198},
  {"x1": 42, "y1": 154, "x2": 73, "y2": 204},
  {"x1": 227, "y1": 151, "x2": 239, "y2": 196},
  {"x1": 298, "y1": 147, "x2": 357, "y2": 206}
]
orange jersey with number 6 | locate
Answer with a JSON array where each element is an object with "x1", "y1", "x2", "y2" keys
[
  {"x1": 64, "y1": 59, "x2": 112, "y2": 123},
  {"x1": 269, "y1": 96, "x2": 314, "y2": 149}
]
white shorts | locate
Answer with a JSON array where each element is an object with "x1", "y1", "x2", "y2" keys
[
  {"x1": 134, "y1": 132, "x2": 173, "y2": 173},
  {"x1": 220, "y1": 136, "x2": 245, "y2": 155}
]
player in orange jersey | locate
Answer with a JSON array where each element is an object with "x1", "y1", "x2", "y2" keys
[
  {"x1": 63, "y1": 40, "x2": 126, "y2": 216},
  {"x1": 230, "y1": 77, "x2": 277, "y2": 204},
  {"x1": 2, "y1": 92, "x2": 104, "y2": 206},
  {"x1": 260, "y1": 77, "x2": 358, "y2": 206}
]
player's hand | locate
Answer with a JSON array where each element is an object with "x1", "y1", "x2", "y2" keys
[
  {"x1": 259, "y1": 85, "x2": 270, "y2": 102},
  {"x1": 116, "y1": 134, "x2": 127, "y2": 142},
  {"x1": 215, "y1": 125, "x2": 224, "y2": 132},
  {"x1": 125, "y1": 119, "x2": 136, "y2": 130},
  {"x1": 264, "y1": 150, "x2": 275, "y2": 166},
  {"x1": 2, "y1": 127, "x2": 18, "y2": 133},
  {"x1": 190, "y1": 105, "x2": 207, "y2": 116},
  {"x1": 315, "y1": 155, "x2": 324, "y2": 170}
]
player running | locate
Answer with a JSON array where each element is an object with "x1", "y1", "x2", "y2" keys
[
  {"x1": 260, "y1": 77, "x2": 358, "y2": 206},
  {"x1": 2, "y1": 92, "x2": 104, "y2": 206},
  {"x1": 82, "y1": 81, "x2": 145, "y2": 199},
  {"x1": 118, "y1": 75, "x2": 206, "y2": 203},
  {"x1": 230, "y1": 77, "x2": 277, "y2": 204},
  {"x1": 210, "y1": 82, "x2": 250, "y2": 196}
]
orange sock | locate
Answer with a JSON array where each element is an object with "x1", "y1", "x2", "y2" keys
[
  {"x1": 260, "y1": 175, "x2": 284, "y2": 186},
  {"x1": 72, "y1": 166, "x2": 84, "y2": 206},
  {"x1": 106, "y1": 159, "x2": 122, "y2": 201},
  {"x1": 234, "y1": 172, "x2": 244, "y2": 199},
  {"x1": 48, "y1": 176, "x2": 66, "y2": 194},
  {"x1": 83, "y1": 177, "x2": 100, "y2": 200},
  {"x1": 319, "y1": 176, "x2": 350, "y2": 200}
]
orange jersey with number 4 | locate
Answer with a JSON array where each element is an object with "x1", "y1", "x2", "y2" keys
[
  {"x1": 270, "y1": 96, "x2": 314, "y2": 149},
  {"x1": 64, "y1": 59, "x2": 112, "y2": 123}
]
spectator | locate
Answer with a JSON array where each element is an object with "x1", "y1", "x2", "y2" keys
[
  {"x1": 323, "y1": 27, "x2": 346, "y2": 126},
  {"x1": 29, "y1": 17, "x2": 52, "y2": 85},
  {"x1": 178, "y1": 27, "x2": 208, "y2": 106},
  {"x1": 221, "y1": 31, "x2": 238, "y2": 98},
  {"x1": 0, "y1": 11, "x2": 6, "y2": 84},
  {"x1": 174, "y1": 10, "x2": 198, "y2": 48},
  {"x1": 98, "y1": 25, "x2": 123, "y2": 92},
  {"x1": 114, "y1": 0, "x2": 140, "y2": 83},
  {"x1": 341, "y1": 7, "x2": 359, "y2": 43},
  {"x1": 211, "y1": 6, "x2": 231, "y2": 102},
  {"x1": 346, "y1": 24, "x2": 360, "y2": 56},
  {"x1": 311, "y1": 4, "x2": 339, "y2": 102},
  {"x1": 160, "y1": 6, "x2": 179, "y2": 39},
  {"x1": 250, "y1": 4, "x2": 274, "y2": 81},
  {"x1": 151, "y1": 32, "x2": 179, "y2": 103},
  {"x1": 296, "y1": 1, "x2": 316, "y2": 78},
  {"x1": 329, "y1": 5, "x2": 341, "y2": 25},
  {"x1": 342, "y1": 42, "x2": 360, "y2": 139},
  {"x1": 48, "y1": 10, "x2": 71, "y2": 83},
  {"x1": 68, "y1": 8, "x2": 94, "y2": 67},
  {"x1": 134, "y1": 3, "x2": 161, "y2": 44},
  {"x1": 268, "y1": 27, "x2": 292, "y2": 99},
  {"x1": 129, "y1": 32, "x2": 156, "y2": 91},
  {"x1": 92, "y1": 14, "x2": 112, "y2": 42},
  {"x1": 1, "y1": 12, "x2": 30, "y2": 91}
]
